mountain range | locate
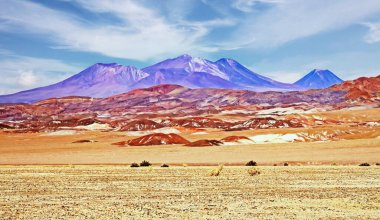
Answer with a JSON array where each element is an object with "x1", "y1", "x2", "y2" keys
[
  {"x1": 0, "y1": 54, "x2": 344, "y2": 103},
  {"x1": 2, "y1": 74, "x2": 379, "y2": 127}
]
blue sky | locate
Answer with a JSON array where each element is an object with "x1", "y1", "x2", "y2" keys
[{"x1": 1, "y1": 0, "x2": 380, "y2": 94}]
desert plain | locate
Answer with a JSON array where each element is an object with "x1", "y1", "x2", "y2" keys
[
  {"x1": 0, "y1": 165, "x2": 379, "y2": 219},
  {"x1": 0, "y1": 107, "x2": 380, "y2": 219},
  {"x1": 1, "y1": 108, "x2": 379, "y2": 165}
]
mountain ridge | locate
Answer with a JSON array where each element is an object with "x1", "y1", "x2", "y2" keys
[
  {"x1": 0, "y1": 55, "x2": 343, "y2": 103},
  {"x1": 294, "y1": 69, "x2": 343, "y2": 89}
]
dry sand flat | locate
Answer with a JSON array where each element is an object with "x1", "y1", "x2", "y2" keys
[
  {"x1": 0, "y1": 108, "x2": 379, "y2": 165},
  {"x1": 0, "y1": 130, "x2": 379, "y2": 165},
  {"x1": 0, "y1": 165, "x2": 379, "y2": 219}
]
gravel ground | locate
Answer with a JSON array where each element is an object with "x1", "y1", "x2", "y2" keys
[{"x1": 0, "y1": 165, "x2": 379, "y2": 219}]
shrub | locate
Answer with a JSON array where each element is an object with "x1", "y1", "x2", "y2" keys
[
  {"x1": 130, "y1": 163, "x2": 139, "y2": 168},
  {"x1": 246, "y1": 160, "x2": 257, "y2": 166},
  {"x1": 359, "y1": 163, "x2": 370, "y2": 166},
  {"x1": 248, "y1": 168, "x2": 261, "y2": 176},
  {"x1": 72, "y1": 139, "x2": 97, "y2": 143},
  {"x1": 284, "y1": 162, "x2": 289, "y2": 166},
  {"x1": 273, "y1": 164, "x2": 277, "y2": 166},
  {"x1": 140, "y1": 160, "x2": 152, "y2": 167},
  {"x1": 376, "y1": 163, "x2": 380, "y2": 166},
  {"x1": 208, "y1": 164, "x2": 224, "y2": 176},
  {"x1": 161, "y1": 164, "x2": 169, "y2": 167}
]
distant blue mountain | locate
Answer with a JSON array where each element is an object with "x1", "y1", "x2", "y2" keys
[
  {"x1": 215, "y1": 58, "x2": 296, "y2": 90},
  {"x1": 294, "y1": 69, "x2": 343, "y2": 89},
  {"x1": 0, "y1": 63, "x2": 147, "y2": 103}
]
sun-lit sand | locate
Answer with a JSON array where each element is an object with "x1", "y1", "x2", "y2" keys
[{"x1": 0, "y1": 165, "x2": 379, "y2": 219}]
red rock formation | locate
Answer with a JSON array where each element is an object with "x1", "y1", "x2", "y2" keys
[
  {"x1": 127, "y1": 133, "x2": 190, "y2": 146},
  {"x1": 161, "y1": 117, "x2": 233, "y2": 129},
  {"x1": 0, "y1": 123, "x2": 13, "y2": 129},
  {"x1": 328, "y1": 75, "x2": 380, "y2": 100},
  {"x1": 2, "y1": 75, "x2": 378, "y2": 132},
  {"x1": 77, "y1": 118, "x2": 99, "y2": 126},
  {"x1": 227, "y1": 117, "x2": 303, "y2": 131},
  {"x1": 185, "y1": 139, "x2": 223, "y2": 147},
  {"x1": 33, "y1": 96, "x2": 93, "y2": 106},
  {"x1": 220, "y1": 136, "x2": 250, "y2": 142},
  {"x1": 111, "y1": 141, "x2": 128, "y2": 146},
  {"x1": 345, "y1": 87, "x2": 372, "y2": 100},
  {"x1": 119, "y1": 119, "x2": 163, "y2": 131}
]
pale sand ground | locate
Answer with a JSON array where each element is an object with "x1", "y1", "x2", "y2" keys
[
  {"x1": 0, "y1": 165, "x2": 379, "y2": 219},
  {"x1": 0, "y1": 130, "x2": 379, "y2": 165}
]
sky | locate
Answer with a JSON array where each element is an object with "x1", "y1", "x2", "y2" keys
[{"x1": 1, "y1": 0, "x2": 380, "y2": 95}]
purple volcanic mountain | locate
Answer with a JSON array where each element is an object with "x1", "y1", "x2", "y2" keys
[
  {"x1": 294, "y1": 69, "x2": 343, "y2": 89},
  {"x1": 0, "y1": 63, "x2": 148, "y2": 103},
  {"x1": 215, "y1": 58, "x2": 297, "y2": 90},
  {"x1": 0, "y1": 55, "x2": 338, "y2": 103},
  {"x1": 136, "y1": 54, "x2": 298, "y2": 90},
  {"x1": 133, "y1": 55, "x2": 240, "y2": 89}
]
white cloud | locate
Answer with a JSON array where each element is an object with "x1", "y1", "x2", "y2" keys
[
  {"x1": 233, "y1": 0, "x2": 380, "y2": 48},
  {"x1": 18, "y1": 70, "x2": 38, "y2": 86},
  {"x1": 0, "y1": 54, "x2": 81, "y2": 95},
  {"x1": 232, "y1": 0, "x2": 283, "y2": 12},
  {"x1": 0, "y1": 0, "x2": 233, "y2": 61},
  {"x1": 2, "y1": 0, "x2": 378, "y2": 60},
  {"x1": 363, "y1": 22, "x2": 380, "y2": 43},
  {"x1": 264, "y1": 71, "x2": 304, "y2": 83}
]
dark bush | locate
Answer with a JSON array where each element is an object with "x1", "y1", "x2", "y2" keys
[
  {"x1": 130, "y1": 163, "x2": 139, "y2": 168},
  {"x1": 72, "y1": 139, "x2": 97, "y2": 143},
  {"x1": 359, "y1": 163, "x2": 370, "y2": 166},
  {"x1": 246, "y1": 160, "x2": 257, "y2": 166},
  {"x1": 284, "y1": 162, "x2": 289, "y2": 166},
  {"x1": 376, "y1": 163, "x2": 380, "y2": 166},
  {"x1": 161, "y1": 164, "x2": 169, "y2": 167},
  {"x1": 273, "y1": 164, "x2": 277, "y2": 166},
  {"x1": 140, "y1": 160, "x2": 152, "y2": 167}
]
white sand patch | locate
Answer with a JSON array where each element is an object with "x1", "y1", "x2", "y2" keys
[
  {"x1": 97, "y1": 113, "x2": 111, "y2": 118},
  {"x1": 311, "y1": 115, "x2": 324, "y2": 120},
  {"x1": 220, "y1": 109, "x2": 254, "y2": 115},
  {"x1": 249, "y1": 134, "x2": 304, "y2": 144},
  {"x1": 75, "y1": 123, "x2": 111, "y2": 130},
  {"x1": 256, "y1": 107, "x2": 317, "y2": 115},
  {"x1": 41, "y1": 130, "x2": 80, "y2": 136},
  {"x1": 365, "y1": 122, "x2": 380, "y2": 127},
  {"x1": 191, "y1": 132, "x2": 208, "y2": 135},
  {"x1": 344, "y1": 105, "x2": 377, "y2": 111},
  {"x1": 127, "y1": 127, "x2": 180, "y2": 136}
]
